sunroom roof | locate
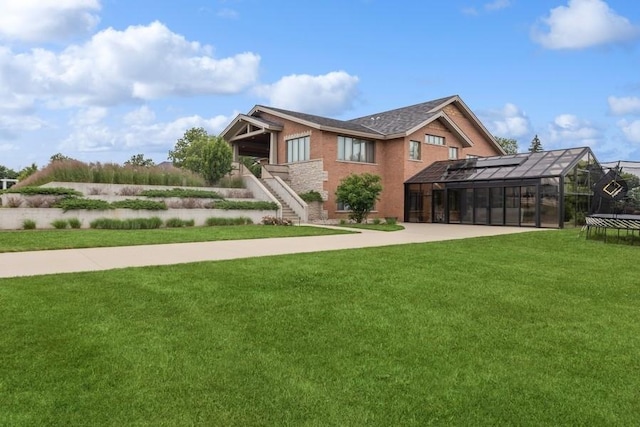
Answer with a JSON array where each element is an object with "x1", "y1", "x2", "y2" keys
[{"x1": 406, "y1": 147, "x2": 597, "y2": 184}]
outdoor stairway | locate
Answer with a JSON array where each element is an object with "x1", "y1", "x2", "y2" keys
[{"x1": 259, "y1": 179, "x2": 301, "y2": 224}]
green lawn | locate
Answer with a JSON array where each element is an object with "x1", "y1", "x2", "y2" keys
[
  {"x1": 1, "y1": 230, "x2": 639, "y2": 425},
  {"x1": 0, "y1": 225, "x2": 353, "y2": 253}
]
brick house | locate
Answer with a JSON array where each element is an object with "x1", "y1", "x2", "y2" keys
[{"x1": 221, "y1": 95, "x2": 504, "y2": 221}]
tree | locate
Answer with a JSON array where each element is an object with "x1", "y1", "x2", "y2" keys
[
  {"x1": 168, "y1": 127, "x2": 209, "y2": 168},
  {"x1": 17, "y1": 163, "x2": 38, "y2": 181},
  {"x1": 528, "y1": 134, "x2": 543, "y2": 153},
  {"x1": 0, "y1": 165, "x2": 18, "y2": 179},
  {"x1": 494, "y1": 136, "x2": 518, "y2": 155},
  {"x1": 125, "y1": 154, "x2": 155, "y2": 167},
  {"x1": 50, "y1": 153, "x2": 73, "y2": 162},
  {"x1": 335, "y1": 173, "x2": 383, "y2": 223},
  {"x1": 168, "y1": 127, "x2": 233, "y2": 184}
]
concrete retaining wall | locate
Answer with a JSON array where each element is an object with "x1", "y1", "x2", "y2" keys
[{"x1": 0, "y1": 208, "x2": 276, "y2": 230}]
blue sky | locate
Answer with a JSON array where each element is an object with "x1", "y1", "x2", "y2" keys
[{"x1": 1, "y1": 0, "x2": 640, "y2": 170}]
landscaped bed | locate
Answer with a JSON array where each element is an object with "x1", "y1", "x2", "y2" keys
[{"x1": 1, "y1": 230, "x2": 639, "y2": 425}]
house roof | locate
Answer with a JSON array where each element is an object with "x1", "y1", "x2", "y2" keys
[
  {"x1": 405, "y1": 147, "x2": 598, "y2": 184},
  {"x1": 348, "y1": 95, "x2": 454, "y2": 135},
  {"x1": 252, "y1": 105, "x2": 381, "y2": 136},
  {"x1": 223, "y1": 95, "x2": 504, "y2": 153}
]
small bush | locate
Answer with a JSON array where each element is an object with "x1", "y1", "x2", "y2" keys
[
  {"x1": 90, "y1": 217, "x2": 163, "y2": 229},
  {"x1": 299, "y1": 190, "x2": 323, "y2": 203},
  {"x1": 118, "y1": 186, "x2": 142, "y2": 196},
  {"x1": 372, "y1": 218, "x2": 381, "y2": 225},
  {"x1": 25, "y1": 195, "x2": 58, "y2": 208},
  {"x1": 140, "y1": 188, "x2": 223, "y2": 199},
  {"x1": 22, "y1": 219, "x2": 36, "y2": 230},
  {"x1": 165, "y1": 217, "x2": 195, "y2": 228},
  {"x1": 7, "y1": 186, "x2": 82, "y2": 196},
  {"x1": 68, "y1": 218, "x2": 82, "y2": 229},
  {"x1": 6, "y1": 196, "x2": 23, "y2": 208},
  {"x1": 261, "y1": 216, "x2": 292, "y2": 226},
  {"x1": 87, "y1": 187, "x2": 105, "y2": 195},
  {"x1": 51, "y1": 219, "x2": 69, "y2": 229},
  {"x1": 205, "y1": 216, "x2": 253, "y2": 226},
  {"x1": 54, "y1": 198, "x2": 111, "y2": 212},
  {"x1": 180, "y1": 198, "x2": 202, "y2": 209},
  {"x1": 213, "y1": 200, "x2": 278, "y2": 211},
  {"x1": 110, "y1": 199, "x2": 167, "y2": 210},
  {"x1": 385, "y1": 217, "x2": 398, "y2": 225}
]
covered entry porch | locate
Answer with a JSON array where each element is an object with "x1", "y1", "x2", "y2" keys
[{"x1": 220, "y1": 114, "x2": 283, "y2": 164}]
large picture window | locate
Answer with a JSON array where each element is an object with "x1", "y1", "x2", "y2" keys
[
  {"x1": 338, "y1": 136, "x2": 375, "y2": 163},
  {"x1": 409, "y1": 140, "x2": 421, "y2": 160},
  {"x1": 287, "y1": 136, "x2": 310, "y2": 163}
]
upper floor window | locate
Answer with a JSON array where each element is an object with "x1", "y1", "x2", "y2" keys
[
  {"x1": 466, "y1": 154, "x2": 479, "y2": 159},
  {"x1": 409, "y1": 140, "x2": 421, "y2": 160},
  {"x1": 449, "y1": 147, "x2": 459, "y2": 159},
  {"x1": 287, "y1": 136, "x2": 310, "y2": 163},
  {"x1": 338, "y1": 136, "x2": 375, "y2": 163},
  {"x1": 426, "y1": 134, "x2": 445, "y2": 146}
]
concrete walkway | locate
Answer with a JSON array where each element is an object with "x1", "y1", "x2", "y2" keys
[{"x1": 0, "y1": 223, "x2": 543, "y2": 279}]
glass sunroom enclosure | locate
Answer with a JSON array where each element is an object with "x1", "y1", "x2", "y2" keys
[{"x1": 404, "y1": 147, "x2": 603, "y2": 228}]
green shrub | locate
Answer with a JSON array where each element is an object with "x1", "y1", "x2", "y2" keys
[
  {"x1": 140, "y1": 188, "x2": 223, "y2": 199},
  {"x1": 54, "y1": 198, "x2": 112, "y2": 212},
  {"x1": 298, "y1": 190, "x2": 323, "y2": 203},
  {"x1": 90, "y1": 217, "x2": 163, "y2": 229},
  {"x1": 68, "y1": 218, "x2": 82, "y2": 229},
  {"x1": 51, "y1": 219, "x2": 69, "y2": 229},
  {"x1": 261, "y1": 216, "x2": 292, "y2": 226},
  {"x1": 110, "y1": 199, "x2": 167, "y2": 210},
  {"x1": 205, "y1": 216, "x2": 253, "y2": 226},
  {"x1": 22, "y1": 219, "x2": 36, "y2": 230},
  {"x1": 7, "y1": 186, "x2": 82, "y2": 196},
  {"x1": 213, "y1": 200, "x2": 278, "y2": 211},
  {"x1": 165, "y1": 217, "x2": 195, "y2": 228},
  {"x1": 385, "y1": 217, "x2": 397, "y2": 225},
  {"x1": 372, "y1": 218, "x2": 381, "y2": 225}
]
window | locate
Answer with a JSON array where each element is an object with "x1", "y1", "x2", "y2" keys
[
  {"x1": 338, "y1": 136, "x2": 375, "y2": 163},
  {"x1": 449, "y1": 147, "x2": 458, "y2": 159},
  {"x1": 337, "y1": 201, "x2": 350, "y2": 211},
  {"x1": 409, "y1": 140, "x2": 421, "y2": 160},
  {"x1": 286, "y1": 136, "x2": 310, "y2": 163},
  {"x1": 426, "y1": 134, "x2": 445, "y2": 145},
  {"x1": 466, "y1": 154, "x2": 479, "y2": 159}
]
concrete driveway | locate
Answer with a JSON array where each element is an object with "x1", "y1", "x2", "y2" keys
[{"x1": 0, "y1": 223, "x2": 544, "y2": 279}]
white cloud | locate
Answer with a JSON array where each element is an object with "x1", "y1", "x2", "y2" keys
[
  {"x1": 255, "y1": 71, "x2": 360, "y2": 116},
  {"x1": 481, "y1": 103, "x2": 531, "y2": 138},
  {"x1": 0, "y1": 0, "x2": 101, "y2": 43},
  {"x1": 59, "y1": 106, "x2": 233, "y2": 153},
  {"x1": 0, "y1": 143, "x2": 17, "y2": 151},
  {"x1": 217, "y1": 8, "x2": 239, "y2": 19},
  {"x1": 608, "y1": 96, "x2": 640, "y2": 116},
  {"x1": 0, "y1": 22, "x2": 261, "y2": 108},
  {"x1": 485, "y1": 0, "x2": 511, "y2": 11},
  {"x1": 531, "y1": 0, "x2": 640, "y2": 49},
  {"x1": 548, "y1": 114, "x2": 601, "y2": 145},
  {"x1": 618, "y1": 119, "x2": 640, "y2": 143}
]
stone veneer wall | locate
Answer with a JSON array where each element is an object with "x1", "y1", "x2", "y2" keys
[{"x1": 287, "y1": 159, "x2": 328, "y2": 220}]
